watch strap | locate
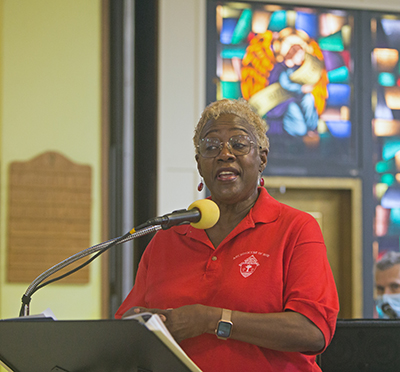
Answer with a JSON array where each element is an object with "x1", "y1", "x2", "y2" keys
[{"x1": 221, "y1": 308, "x2": 232, "y2": 322}]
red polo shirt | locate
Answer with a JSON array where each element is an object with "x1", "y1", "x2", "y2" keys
[{"x1": 116, "y1": 187, "x2": 339, "y2": 371}]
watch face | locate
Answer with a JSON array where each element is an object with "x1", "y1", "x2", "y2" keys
[{"x1": 217, "y1": 321, "x2": 232, "y2": 338}]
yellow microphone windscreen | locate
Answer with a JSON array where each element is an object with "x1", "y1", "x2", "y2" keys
[{"x1": 188, "y1": 199, "x2": 220, "y2": 229}]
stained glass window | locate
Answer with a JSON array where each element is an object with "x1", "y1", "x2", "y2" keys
[
  {"x1": 211, "y1": 2, "x2": 356, "y2": 172},
  {"x1": 371, "y1": 14, "x2": 400, "y2": 258}
]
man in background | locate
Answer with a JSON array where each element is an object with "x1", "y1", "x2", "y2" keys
[{"x1": 375, "y1": 251, "x2": 400, "y2": 319}]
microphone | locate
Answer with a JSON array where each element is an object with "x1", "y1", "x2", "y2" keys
[
  {"x1": 382, "y1": 303, "x2": 398, "y2": 319},
  {"x1": 144, "y1": 199, "x2": 220, "y2": 230}
]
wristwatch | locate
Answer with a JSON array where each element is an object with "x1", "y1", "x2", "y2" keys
[{"x1": 215, "y1": 309, "x2": 233, "y2": 340}]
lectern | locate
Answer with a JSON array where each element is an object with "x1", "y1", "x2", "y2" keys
[
  {"x1": 0, "y1": 318, "x2": 197, "y2": 372},
  {"x1": 319, "y1": 319, "x2": 400, "y2": 372}
]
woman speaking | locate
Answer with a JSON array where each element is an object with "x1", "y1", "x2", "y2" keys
[{"x1": 116, "y1": 99, "x2": 339, "y2": 371}]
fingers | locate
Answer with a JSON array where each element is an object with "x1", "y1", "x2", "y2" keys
[
  {"x1": 121, "y1": 307, "x2": 141, "y2": 318},
  {"x1": 123, "y1": 305, "x2": 208, "y2": 342},
  {"x1": 122, "y1": 306, "x2": 169, "y2": 322}
]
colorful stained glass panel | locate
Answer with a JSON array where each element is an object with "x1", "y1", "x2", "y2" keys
[
  {"x1": 214, "y1": 3, "x2": 355, "y2": 165},
  {"x1": 372, "y1": 14, "x2": 400, "y2": 257}
]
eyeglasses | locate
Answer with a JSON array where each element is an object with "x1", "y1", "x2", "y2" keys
[{"x1": 197, "y1": 135, "x2": 258, "y2": 158}]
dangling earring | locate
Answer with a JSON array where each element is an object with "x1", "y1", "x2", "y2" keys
[
  {"x1": 197, "y1": 179, "x2": 204, "y2": 192},
  {"x1": 259, "y1": 177, "x2": 265, "y2": 187}
]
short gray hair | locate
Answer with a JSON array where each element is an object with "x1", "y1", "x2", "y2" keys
[
  {"x1": 193, "y1": 99, "x2": 269, "y2": 154},
  {"x1": 376, "y1": 251, "x2": 400, "y2": 271}
]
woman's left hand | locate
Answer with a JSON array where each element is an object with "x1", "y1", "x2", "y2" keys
[{"x1": 122, "y1": 304, "x2": 219, "y2": 343}]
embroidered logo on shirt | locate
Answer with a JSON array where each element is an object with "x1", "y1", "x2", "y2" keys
[{"x1": 239, "y1": 255, "x2": 260, "y2": 278}]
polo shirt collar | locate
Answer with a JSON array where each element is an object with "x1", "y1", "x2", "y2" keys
[{"x1": 248, "y1": 186, "x2": 281, "y2": 224}]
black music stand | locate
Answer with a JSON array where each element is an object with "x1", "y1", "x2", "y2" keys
[{"x1": 0, "y1": 318, "x2": 199, "y2": 372}]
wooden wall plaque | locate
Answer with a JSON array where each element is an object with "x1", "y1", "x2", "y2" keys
[{"x1": 7, "y1": 151, "x2": 92, "y2": 284}]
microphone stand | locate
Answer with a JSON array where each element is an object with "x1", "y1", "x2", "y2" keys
[
  {"x1": 382, "y1": 303, "x2": 399, "y2": 319},
  {"x1": 19, "y1": 225, "x2": 162, "y2": 317}
]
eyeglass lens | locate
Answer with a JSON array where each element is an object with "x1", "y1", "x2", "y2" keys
[{"x1": 198, "y1": 135, "x2": 253, "y2": 158}]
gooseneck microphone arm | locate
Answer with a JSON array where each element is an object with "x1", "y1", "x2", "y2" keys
[{"x1": 19, "y1": 224, "x2": 162, "y2": 317}]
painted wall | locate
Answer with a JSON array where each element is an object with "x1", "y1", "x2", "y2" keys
[
  {"x1": 0, "y1": 0, "x2": 102, "y2": 320},
  {"x1": 157, "y1": 0, "x2": 207, "y2": 216}
]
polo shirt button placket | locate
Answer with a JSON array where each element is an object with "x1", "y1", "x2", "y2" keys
[{"x1": 205, "y1": 255, "x2": 219, "y2": 274}]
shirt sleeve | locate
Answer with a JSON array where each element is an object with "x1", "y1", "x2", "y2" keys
[{"x1": 283, "y1": 215, "x2": 340, "y2": 353}]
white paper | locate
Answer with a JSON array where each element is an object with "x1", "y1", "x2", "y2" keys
[{"x1": 123, "y1": 312, "x2": 202, "y2": 371}]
